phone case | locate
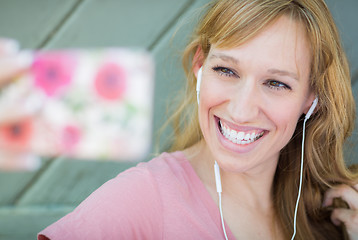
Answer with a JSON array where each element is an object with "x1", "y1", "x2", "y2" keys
[{"x1": 0, "y1": 49, "x2": 154, "y2": 161}]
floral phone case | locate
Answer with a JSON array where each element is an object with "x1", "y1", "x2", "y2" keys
[{"x1": 0, "y1": 49, "x2": 154, "y2": 161}]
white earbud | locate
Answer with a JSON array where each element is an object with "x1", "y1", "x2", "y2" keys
[
  {"x1": 291, "y1": 96, "x2": 318, "y2": 240},
  {"x1": 196, "y1": 67, "x2": 203, "y2": 104},
  {"x1": 214, "y1": 161, "x2": 222, "y2": 193},
  {"x1": 305, "y1": 97, "x2": 318, "y2": 120}
]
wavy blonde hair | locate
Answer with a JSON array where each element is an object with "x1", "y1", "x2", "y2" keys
[{"x1": 164, "y1": 0, "x2": 357, "y2": 239}]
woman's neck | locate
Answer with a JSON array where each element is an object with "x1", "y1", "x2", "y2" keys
[
  {"x1": 185, "y1": 140, "x2": 277, "y2": 209},
  {"x1": 184, "y1": 140, "x2": 283, "y2": 239}
]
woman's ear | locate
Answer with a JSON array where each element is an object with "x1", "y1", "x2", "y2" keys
[
  {"x1": 193, "y1": 46, "x2": 204, "y2": 78},
  {"x1": 303, "y1": 93, "x2": 317, "y2": 115}
]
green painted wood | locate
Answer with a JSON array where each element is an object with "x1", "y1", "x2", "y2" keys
[
  {"x1": 45, "y1": 0, "x2": 192, "y2": 49},
  {"x1": 0, "y1": 169, "x2": 39, "y2": 205},
  {"x1": 320, "y1": 0, "x2": 358, "y2": 164},
  {"x1": 345, "y1": 80, "x2": 358, "y2": 165},
  {"x1": 152, "y1": 0, "x2": 208, "y2": 152},
  {"x1": 0, "y1": 0, "x2": 82, "y2": 207},
  {"x1": 0, "y1": 0, "x2": 81, "y2": 48},
  {"x1": 16, "y1": 157, "x2": 137, "y2": 206},
  {"x1": 0, "y1": 206, "x2": 73, "y2": 240},
  {"x1": 15, "y1": 0, "x2": 195, "y2": 207},
  {"x1": 325, "y1": 0, "x2": 358, "y2": 83}
]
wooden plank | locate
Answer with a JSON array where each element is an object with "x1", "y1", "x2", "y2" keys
[
  {"x1": 345, "y1": 80, "x2": 358, "y2": 165},
  {"x1": 0, "y1": 0, "x2": 83, "y2": 206},
  {"x1": 0, "y1": 169, "x2": 40, "y2": 205},
  {"x1": 45, "y1": 0, "x2": 192, "y2": 49},
  {"x1": 16, "y1": 157, "x2": 137, "y2": 205},
  {"x1": 314, "y1": 0, "x2": 358, "y2": 164},
  {"x1": 325, "y1": 0, "x2": 358, "y2": 83},
  {"x1": 151, "y1": 0, "x2": 209, "y2": 152},
  {"x1": 0, "y1": 0, "x2": 81, "y2": 48},
  {"x1": 0, "y1": 206, "x2": 73, "y2": 240},
  {"x1": 15, "y1": 0, "x2": 194, "y2": 206}
]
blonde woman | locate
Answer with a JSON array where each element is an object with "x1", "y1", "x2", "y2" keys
[{"x1": 39, "y1": 0, "x2": 358, "y2": 239}]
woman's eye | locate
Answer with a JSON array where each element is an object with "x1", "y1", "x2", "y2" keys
[
  {"x1": 266, "y1": 80, "x2": 291, "y2": 91},
  {"x1": 212, "y1": 66, "x2": 237, "y2": 78}
]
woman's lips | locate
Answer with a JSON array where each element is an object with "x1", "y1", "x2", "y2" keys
[{"x1": 215, "y1": 116, "x2": 266, "y2": 146}]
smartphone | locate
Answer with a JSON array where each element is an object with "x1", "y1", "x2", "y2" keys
[{"x1": 0, "y1": 48, "x2": 154, "y2": 161}]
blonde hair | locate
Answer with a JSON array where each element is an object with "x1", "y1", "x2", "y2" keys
[{"x1": 162, "y1": 0, "x2": 357, "y2": 239}]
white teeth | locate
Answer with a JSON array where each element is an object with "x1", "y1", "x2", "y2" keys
[
  {"x1": 231, "y1": 129, "x2": 237, "y2": 138},
  {"x1": 251, "y1": 132, "x2": 256, "y2": 140},
  {"x1": 244, "y1": 133, "x2": 250, "y2": 141},
  {"x1": 219, "y1": 120, "x2": 264, "y2": 145}
]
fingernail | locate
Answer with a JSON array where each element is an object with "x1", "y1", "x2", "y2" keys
[
  {"x1": 332, "y1": 217, "x2": 341, "y2": 226},
  {"x1": 322, "y1": 199, "x2": 330, "y2": 207},
  {"x1": 16, "y1": 50, "x2": 34, "y2": 67},
  {"x1": 22, "y1": 154, "x2": 42, "y2": 171},
  {"x1": 0, "y1": 38, "x2": 20, "y2": 54},
  {"x1": 0, "y1": 151, "x2": 41, "y2": 171}
]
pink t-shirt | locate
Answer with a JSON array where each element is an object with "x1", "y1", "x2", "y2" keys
[{"x1": 38, "y1": 151, "x2": 235, "y2": 239}]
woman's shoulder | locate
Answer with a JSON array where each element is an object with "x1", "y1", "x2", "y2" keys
[
  {"x1": 82, "y1": 151, "x2": 191, "y2": 204},
  {"x1": 107, "y1": 151, "x2": 194, "y2": 195},
  {"x1": 129, "y1": 151, "x2": 192, "y2": 180},
  {"x1": 38, "y1": 151, "x2": 190, "y2": 240}
]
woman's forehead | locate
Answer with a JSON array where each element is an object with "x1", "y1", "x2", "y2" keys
[
  {"x1": 206, "y1": 16, "x2": 312, "y2": 79},
  {"x1": 209, "y1": 14, "x2": 311, "y2": 54}
]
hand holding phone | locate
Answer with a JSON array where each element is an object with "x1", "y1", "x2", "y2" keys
[
  {"x1": 0, "y1": 38, "x2": 41, "y2": 171},
  {"x1": 0, "y1": 48, "x2": 154, "y2": 162}
]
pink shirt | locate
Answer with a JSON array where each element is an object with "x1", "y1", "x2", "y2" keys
[{"x1": 38, "y1": 151, "x2": 235, "y2": 239}]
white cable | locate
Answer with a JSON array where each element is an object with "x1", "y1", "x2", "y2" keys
[
  {"x1": 214, "y1": 161, "x2": 228, "y2": 240},
  {"x1": 290, "y1": 118, "x2": 307, "y2": 240},
  {"x1": 218, "y1": 192, "x2": 229, "y2": 240},
  {"x1": 196, "y1": 67, "x2": 203, "y2": 104},
  {"x1": 214, "y1": 100, "x2": 314, "y2": 240}
]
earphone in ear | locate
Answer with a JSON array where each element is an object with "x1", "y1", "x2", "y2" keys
[
  {"x1": 291, "y1": 96, "x2": 318, "y2": 240},
  {"x1": 196, "y1": 67, "x2": 203, "y2": 104},
  {"x1": 305, "y1": 97, "x2": 318, "y2": 120}
]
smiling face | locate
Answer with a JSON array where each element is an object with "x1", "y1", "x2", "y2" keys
[{"x1": 195, "y1": 15, "x2": 314, "y2": 174}]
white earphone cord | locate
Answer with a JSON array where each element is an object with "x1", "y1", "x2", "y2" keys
[
  {"x1": 214, "y1": 161, "x2": 229, "y2": 240},
  {"x1": 218, "y1": 192, "x2": 229, "y2": 240},
  {"x1": 290, "y1": 117, "x2": 307, "y2": 240},
  {"x1": 215, "y1": 118, "x2": 307, "y2": 240}
]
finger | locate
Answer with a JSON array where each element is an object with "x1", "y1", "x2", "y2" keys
[
  {"x1": 352, "y1": 183, "x2": 358, "y2": 192},
  {"x1": 331, "y1": 208, "x2": 358, "y2": 236},
  {"x1": 0, "y1": 38, "x2": 19, "y2": 55},
  {"x1": 0, "y1": 51, "x2": 33, "y2": 86},
  {"x1": 0, "y1": 150, "x2": 41, "y2": 171},
  {"x1": 323, "y1": 184, "x2": 358, "y2": 209}
]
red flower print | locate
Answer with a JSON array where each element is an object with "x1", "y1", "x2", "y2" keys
[
  {"x1": 32, "y1": 51, "x2": 76, "y2": 97},
  {"x1": 0, "y1": 118, "x2": 33, "y2": 151},
  {"x1": 94, "y1": 62, "x2": 127, "y2": 100},
  {"x1": 61, "y1": 125, "x2": 81, "y2": 153}
]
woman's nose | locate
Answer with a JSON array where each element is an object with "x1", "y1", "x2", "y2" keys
[{"x1": 227, "y1": 80, "x2": 260, "y2": 123}]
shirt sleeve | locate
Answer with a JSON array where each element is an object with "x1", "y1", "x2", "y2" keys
[{"x1": 38, "y1": 167, "x2": 163, "y2": 240}]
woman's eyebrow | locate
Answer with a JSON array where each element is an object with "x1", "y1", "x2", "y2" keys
[
  {"x1": 209, "y1": 53, "x2": 299, "y2": 81},
  {"x1": 267, "y1": 69, "x2": 299, "y2": 81},
  {"x1": 209, "y1": 53, "x2": 239, "y2": 65}
]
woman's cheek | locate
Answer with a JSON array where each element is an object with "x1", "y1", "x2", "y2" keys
[
  {"x1": 201, "y1": 79, "x2": 230, "y2": 107},
  {"x1": 268, "y1": 101, "x2": 302, "y2": 140}
]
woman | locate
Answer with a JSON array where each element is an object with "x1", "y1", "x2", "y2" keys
[{"x1": 37, "y1": 0, "x2": 357, "y2": 239}]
